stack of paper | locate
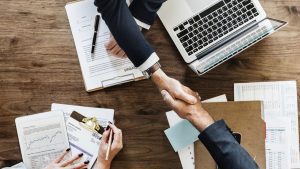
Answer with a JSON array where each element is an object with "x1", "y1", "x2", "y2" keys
[
  {"x1": 165, "y1": 94, "x2": 227, "y2": 169},
  {"x1": 14, "y1": 103, "x2": 114, "y2": 169},
  {"x1": 234, "y1": 81, "x2": 300, "y2": 169}
]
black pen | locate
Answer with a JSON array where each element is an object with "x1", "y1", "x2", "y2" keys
[{"x1": 91, "y1": 15, "x2": 100, "y2": 56}]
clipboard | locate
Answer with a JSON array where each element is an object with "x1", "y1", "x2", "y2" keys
[
  {"x1": 86, "y1": 72, "x2": 145, "y2": 92},
  {"x1": 65, "y1": 0, "x2": 146, "y2": 93},
  {"x1": 70, "y1": 111, "x2": 105, "y2": 135},
  {"x1": 66, "y1": 111, "x2": 106, "y2": 168}
]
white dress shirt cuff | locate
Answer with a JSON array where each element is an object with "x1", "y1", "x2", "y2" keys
[
  {"x1": 138, "y1": 52, "x2": 160, "y2": 71},
  {"x1": 134, "y1": 18, "x2": 151, "y2": 30}
]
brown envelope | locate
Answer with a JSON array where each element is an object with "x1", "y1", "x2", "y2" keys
[{"x1": 195, "y1": 101, "x2": 266, "y2": 169}]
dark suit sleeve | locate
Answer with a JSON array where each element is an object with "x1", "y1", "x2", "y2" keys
[
  {"x1": 94, "y1": 0, "x2": 156, "y2": 68},
  {"x1": 199, "y1": 120, "x2": 259, "y2": 169},
  {"x1": 129, "y1": 0, "x2": 166, "y2": 26}
]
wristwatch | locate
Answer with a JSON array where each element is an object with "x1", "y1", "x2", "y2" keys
[{"x1": 142, "y1": 62, "x2": 161, "y2": 79}]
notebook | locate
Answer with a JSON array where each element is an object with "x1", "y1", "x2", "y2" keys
[
  {"x1": 194, "y1": 101, "x2": 266, "y2": 169},
  {"x1": 65, "y1": 0, "x2": 144, "y2": 92}
]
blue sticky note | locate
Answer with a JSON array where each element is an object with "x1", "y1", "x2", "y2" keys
[{"x1": 164, "y1": 120, "x2": 200, "y2": 152}]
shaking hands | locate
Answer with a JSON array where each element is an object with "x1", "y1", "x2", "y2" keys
[{"x1": 152, "y1": 69, "x2": 214, "y2": 132}]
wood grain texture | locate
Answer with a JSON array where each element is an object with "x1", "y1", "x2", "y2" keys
[{"x1": 0, "y1": 0, "x2": 300, "y2": 168}]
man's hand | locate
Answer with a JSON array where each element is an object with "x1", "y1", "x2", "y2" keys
[
  {"x1": 151, "y1": 69, "x2": 198, "y2": 105},
  {"x1": 105, "y1": 35, "x2": 127, "y2": 58},
  {"x1": 161, "y1": 89, "x2": 214, "y2": 132}
]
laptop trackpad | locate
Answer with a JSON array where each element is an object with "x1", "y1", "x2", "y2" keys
[{"x1": 186, "y1": 0, "x2": 220, "y2": 13}]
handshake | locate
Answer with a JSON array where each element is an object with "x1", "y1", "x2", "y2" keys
[
  {"x1": 151, "y1": 69, "x2": 214, "y2": 132},
  {"x1": 105, "y1": 36, "x2": 214, "y2": 131}
]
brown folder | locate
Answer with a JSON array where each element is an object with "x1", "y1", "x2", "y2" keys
[{"x1": 195, "y1": 101, "x2": 266, "y2": 169}]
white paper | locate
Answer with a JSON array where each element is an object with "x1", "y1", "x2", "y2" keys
[
  {"x1": 15, "y1": 111, "x2": 70, "y2": 169},
  {"x1": 66, "y1": 113, "x2": 102, "y2": 169},
  {"x1": 165, "y1": 94, "x2": 227, "y2": 169},
  {"x1": 2, "y1": 162, "x2": 27, "y2": 169},
  {"x1": 234, "y1": 81, "x2": 300, "y2": 168},
  {"x1": 266, "y1": 144, "x2": 291, "y2": 169},
  {"x1": 65, "y1": 0, "x2": 144, "y2": 91},
  {"x1": 51, "y1": 103, "x2": 114, "y2": 128},
  {"x1": 265, "y1": 118, "x2": 292, "y2": 169}
]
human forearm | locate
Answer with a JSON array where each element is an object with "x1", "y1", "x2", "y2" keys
[
  {"x1": 94, "y1": 0, "x2": 155, "y2": 67},
  {"x1": 186, "y1": 109, "x2": 214, "y2": 132},
  {"x1": 94, "y1": 161, "x2": 111, "y2": 169}
]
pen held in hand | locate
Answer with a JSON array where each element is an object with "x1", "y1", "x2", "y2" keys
[
  {"x1": 91, "y1": 15, "x2": 101, "y2": 56},
  {"x1": 105, "y1": 129, "x2": 113, "y2": 160}
]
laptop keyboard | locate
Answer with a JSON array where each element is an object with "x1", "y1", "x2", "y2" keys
[{"x1": 173, "y1": 0, "x2": 259, "y2": 56}]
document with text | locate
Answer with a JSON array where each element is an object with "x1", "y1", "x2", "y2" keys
[
  {"x1": 15, "y1": 111, "x2": 70, "y2": 169},
  {"x1": 234, "y1": 81, "x2": 300, "y2": 168},
  {"x1": 265, "y1": 118, "x2": 291, "y2": 169},
  {"x1": 51, "y1": 103, "x2": 114, "y2": 128},
  {"x1": 66, "y1": 0, "x2": 144, "y2": 92}
]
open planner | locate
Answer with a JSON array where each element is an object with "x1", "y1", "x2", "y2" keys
[{"x1": 66, "y1": 0, "x2": 144, "y2": 92}]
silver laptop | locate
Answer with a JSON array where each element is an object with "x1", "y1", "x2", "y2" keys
[{"x1": 157, "y1": 0, "x2": 287, "y2": 75}]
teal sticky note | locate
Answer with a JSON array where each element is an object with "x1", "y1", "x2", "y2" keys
[{"x1": 164, "y1": 120, "x2": 200, "y2": 152}]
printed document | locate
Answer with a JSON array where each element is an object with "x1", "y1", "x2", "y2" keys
[
  {"x1": 234, "y1": 81, "x2": 300, "y2": 168},
  {"x1": 65, "y1": 112, "x2": 102, "y2": 169},
  {"x1": 51, "y1": 103, "x2": 114, "y2": 127},
  {"x1": 265, "y1": 118, "x2": 291, "y2": 169},
  {"x1": 65, "y1": 0, "x2": 144, "y2": 92},
  {"x1": 15, "y1": 111, "x2": 70, "y2": 169},
  {"x1": 51, "y1": 103, "x2": 114, "y2": 168}
]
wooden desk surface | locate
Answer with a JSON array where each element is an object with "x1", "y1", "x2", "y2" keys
[{"x1": 0, "y1": 0, "x2": 299, "y2": 168}]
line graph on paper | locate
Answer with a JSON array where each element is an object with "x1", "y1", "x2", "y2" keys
[{"x1": 23, "y1": 123, "x2": 66, "y2": 151}]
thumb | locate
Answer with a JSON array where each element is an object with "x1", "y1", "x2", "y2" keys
[
  {"x1": 180, "y1": 90, "x2": 197, "y2": 105},
  {"x1": 161, "y1": 90, "x2": 176, "y2": 108},
  {"x1": 101, "y1": 129, "x2": 110, "y2": 144}
]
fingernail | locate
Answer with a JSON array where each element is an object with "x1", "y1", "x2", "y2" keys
[
  {"x1": 78, "y1": 153, "x2": 83, "y2": 157},
  {"x1": 84, "y1": 160, "x2": 90, "y2": 164},
  {"x1": 105, "y1": 125, "x2": 110, "y2": 131},
  {"x1": 66, "y1": 148, "x2": 71, "y2": 152},
  {"x1": 108, "y1": 121, "x2": 112, "y2": 124},
  {"x1": 161, "y1": 90, "x2": 167, "y2": 96}
]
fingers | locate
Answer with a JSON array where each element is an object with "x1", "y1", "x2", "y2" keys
[
  {"x1": 110, "y1": 46, "x2": 123, "y2": 57},
  {"x1": 53, "y1": 148, "x2": 71, "y2": 163},
  {"x1": 60, "y1": 153, "x2": 83, "y2": 167},
  {"x1": 174, "y1": 86, "x2": 197, "y2": 104},
  {"x1": 183, "y1": 86, "x2": 201, "y2": 101},
  {"x1": 72, "y1": 161, "x2": 89, "y2": 169},
  {"x1": 161, "y1": 90, "x2": 176, "y2": 108},
  {"x1": 109, "y1": 124, "x2": 123, "y2": 148},
  {"x1": 105, "y1": 36, "x2": 125, "y2": 58},
  {"x1": 116, "y1": 50, "x2": 126, "y2": 58},
  {"x1": 101, "y1": 129, "x2": 111, "y2": 144},
  {"x1": 105, "y1": 37, "x2": 117, "y2": 50}
]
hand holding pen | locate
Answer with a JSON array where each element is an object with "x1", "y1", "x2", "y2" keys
[{"x1": 95, "y1": 123, "x2": 123, "y2": 169}]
